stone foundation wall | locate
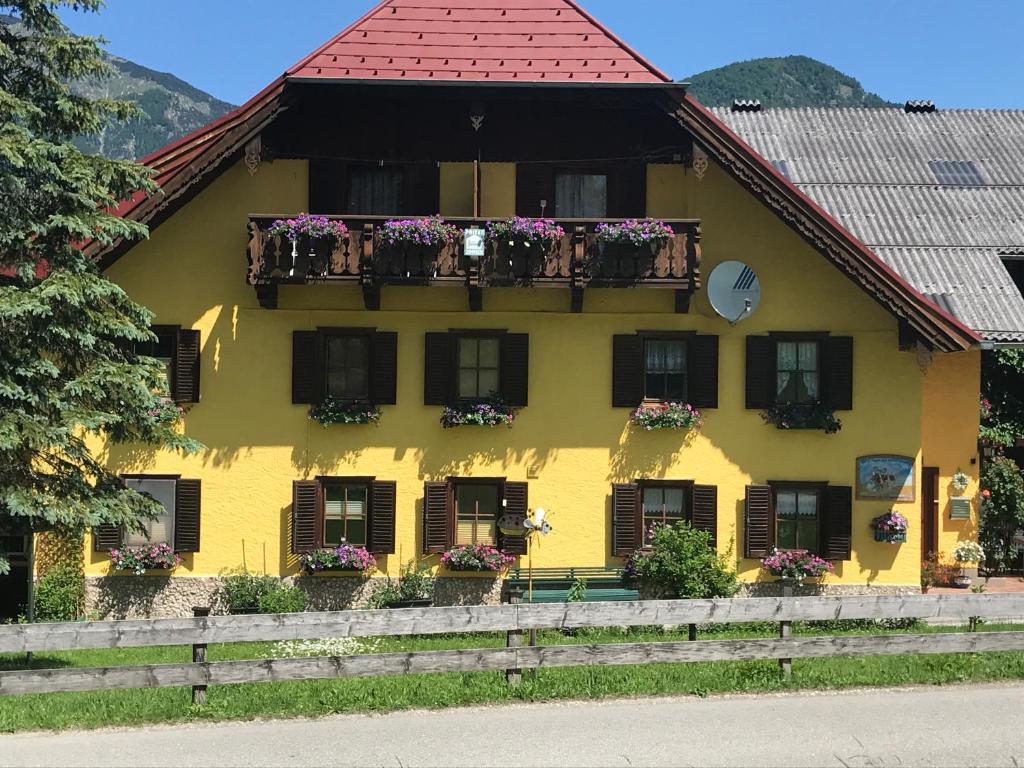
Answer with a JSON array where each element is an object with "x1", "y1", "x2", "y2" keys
[
  {"x1": 85, "y1": 575, "x2": 506, "y2": 619},
  {"x1": 738, "y1": 582, "x2": 921, "y2": 597}
]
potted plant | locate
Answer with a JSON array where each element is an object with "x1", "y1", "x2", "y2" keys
[
  {"x1": 367, "y1": 559, "x2": 435, "y2": 609},
  {"x1": 440, "y1": 398, "x2": 517, "y2": 428},
  {"x1": 440, "y1": 543, "x2": 515, "y2": 572},
  {"x1": 109, "y1": 543, "x2": 181, "y2": 575},
  {"x1": 299, "y1": 543, "x2": 377, "y2": 574},
  {"x1": 760, "y1": 403, "x2": 842, "y2": 433},
  {"x1": 952, "y1": 541, "x2": 984, "y2": 588},
  {"x1": 268, "y1": 214, "x2": 348, "y2": 278},
  {"x1": 309, "y1": 400, "x2": 382, "y2": 426},
  {"x1": 951, "y1": 469, "x2": 970, "y2": 495},
  {"x1": 222, "y1": 570, "x2": 280, "y2": 614},
  {"x1": 629, "y1": 401, "x2": 703, "y2": 431},
  {"x1": 871, "y1": 510, "x2": 909, "y2": 543},
  {"x1": 760, "y1": 547, "x2": 833, "y2": 586}
]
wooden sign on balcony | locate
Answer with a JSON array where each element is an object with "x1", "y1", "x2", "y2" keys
[{"x1": 464, "y1": 228, "x2": 486, "y2": 257}]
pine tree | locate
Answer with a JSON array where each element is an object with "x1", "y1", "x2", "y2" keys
[{"x1": 0, "y1": 2, "x2": 200, "y2": 574}]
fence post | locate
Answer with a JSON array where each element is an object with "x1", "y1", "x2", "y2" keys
[
  {"x1": 505, "y1": 587, "x2": 523, "y2": 686},
  {"x1": 192, "y1": 606, "x2": 210, "y2": 705},
  {"x1": 779, "y1": 581, "x2": 793, "y2": 678}
]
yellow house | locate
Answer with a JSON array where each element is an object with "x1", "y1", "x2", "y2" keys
[{"x1": 79, "y1": 0, "x2": 981, "y2": 617}]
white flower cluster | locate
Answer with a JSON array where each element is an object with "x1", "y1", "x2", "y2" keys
[{"x1": 265, "y1": 636, "x2": 381, "y2": 659}]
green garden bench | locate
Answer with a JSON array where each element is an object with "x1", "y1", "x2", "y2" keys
[{"x1": 504, "y1": 566, "x2": 638, "y2": 603}]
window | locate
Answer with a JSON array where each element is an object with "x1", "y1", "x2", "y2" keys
[
  {"x1": 323, "y1": 481, "x2": 368, "y2": 546},
  {"x1": 454, "y1": 482, "x2": 500, "y2": 546},
  {"x1": 1002, "y1": 255, "x2": 1024, "y2": 297},
  {"x1": 555, "y1": 173, "x2": 607, "y2": 218},
  {"x1": 324, "y1": 334, "x2": 370, "y2": 401},
  {"x1": 772, "y1": 484, "x2": 821, "y2": 551},
  {"x1": 644, "y1": 339, "x2": 687, "y2": 401},
  {"x1": 457, "y1": 336, "x2": 501, "y2": 400},
  {"x1": 123, "y1": 477, "x2": 176, "y2": 546},
  {"x1": 348, "y1": 167, "x2": 403, "y2": 215},
  {"x1": 0, "y1": 536, "x2": 28, "y2": 558},
  {"x1": 641, "y1": 484, "x2": 687, "y2": 534},
  {"x1": 776, "y1": 340, "x2": 819, "y2": 404},
  {"x1": 136, "y1": 328, "x2": 176, "y2": 394}
]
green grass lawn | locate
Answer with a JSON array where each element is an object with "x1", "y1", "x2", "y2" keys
[{"x1": 1, "y1": 621, "x2": 1023, "y2": 733}]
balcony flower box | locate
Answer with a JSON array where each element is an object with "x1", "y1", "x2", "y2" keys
[
  {"x1": 871, "y1": 510, "x2": 908, "y2": 543},
  {"x1": 441, "y1": 544, "x2": 515, "y2": 572},
  {"x1": 440, "y1": 399, "x2": 516, "y2": 428},
  {"x1": 760, "y1": 547, "x2": 833, "y2": 584},
  {"x1": 110, "y1": 543, "x2": 181, "y2": 575},
  {"x1": 629, "y1": 401, "x2": 702, "y2": 431},
  {"x1": 268, "y1": 214, "x2": 348, "y2": 278},
  {"x1": 299, "y1": 544, "x2": 377, "y2": 575},
  {"x1": 309, "y1": 400, "x2": 381, "y2": 426},
  {"x1": 761, "y1": 403, "x2": 842, "y2": 434},
  {"x1": 595, "y1": 218, "x2": 675, "y2": 248}
]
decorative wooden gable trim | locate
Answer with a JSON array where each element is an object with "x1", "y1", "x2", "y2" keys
[{"x1": 661, "y1": 91, "x2": 979, "y2": 353}]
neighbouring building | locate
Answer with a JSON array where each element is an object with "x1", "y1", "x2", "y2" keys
[{"x1": 61, "y1": 0, "x2": 994, "y2": 618}]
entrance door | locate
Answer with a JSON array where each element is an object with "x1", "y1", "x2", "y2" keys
[{"x1": 921, "y1": 467, "x2": 939, "y2": 560}]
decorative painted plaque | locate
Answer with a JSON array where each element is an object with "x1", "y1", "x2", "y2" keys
[{"x1": 856, "y1": 455, "x2": 916, "y2": 502}]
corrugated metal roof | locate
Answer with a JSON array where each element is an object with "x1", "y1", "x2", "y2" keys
[
  {"x1": 286, "y1": 0, "x2": 670, "y2": 83},
  {"x1": 716, "y1": 106, "x2": 1024, "y2": 343}
]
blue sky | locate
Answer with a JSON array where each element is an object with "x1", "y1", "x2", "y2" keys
[{"x1": 59, "y1": 0, "x2": 1024, "y2": 109}]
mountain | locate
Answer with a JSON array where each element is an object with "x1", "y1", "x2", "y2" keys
[
  {"x1": 686, "y1": 55, "x2": 894, "y2": 108},
  {"x1": 1, "y1": 14, "x2": 235, "y2": 161}
]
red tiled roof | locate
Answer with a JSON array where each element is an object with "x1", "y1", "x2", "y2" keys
[{"x1": 286, "y1": 0, "x2": 670, "y2": 83}]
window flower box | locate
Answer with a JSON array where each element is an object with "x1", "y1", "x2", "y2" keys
[
  {"x1": 148, "y1": 396, "x2": 184, "y2": 426},
  {"x1": 309, "y1": 400, "x2": 382, "y2": 426},
  {"x1": 629, "y1": 401, "x2": 702, "y2": 431},
  {"x1": 269, "y1": 214, "x2": 348, "y2": 278},
  {"x1": 378, "y1": 216, "x2": 459, "y2": 248},
  {"x1": 110, "y1": 543, "x2": 181, "y2": 575},
  {"x1": 486, "y1": 216, "x2": 565, "y2": 249},
  {"x1": 299, "y1": 544, "x2": 377, "y2": 575},
  {"x1": 871, "y1": 510, "x2": 908, "y2": 543},
  {"x1": 440, "y1": 544, "x2": 515, "y2": 572},
  {"x1": 595, "y1": 218, "x2": 675, "y2": 248},
  {"x1": 761, "y1": 403, "x2": 842, "y2": 433},
  {"x1": 760, "y1": 547, "x2": 833, "y2": 583},
  {"x1": 440, "y1": 399, "x2": 516, "y2": 428}
]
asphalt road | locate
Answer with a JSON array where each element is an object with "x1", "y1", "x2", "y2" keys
[{"x1": 3, "y1": 683, "x2": 1023, "y2": 767}]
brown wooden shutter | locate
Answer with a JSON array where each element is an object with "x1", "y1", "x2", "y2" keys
[
  {"x1": 500, "y1": 481, "x2": 528, "y2": 556},
  {"x1": 689, "y1": 335, "x2": 719, "y2": 409},
  {"x1": 173, "y1": 479, "x2": 201, "y2": 553},
  {"x1": 423, "y1": 332, "x2": 453, "y2": 405},
  {"x1": 172, "y1": 329, "x2": 201, "y2": 404},
  {"x1": 607, "y1": 162, "x2": 646, "y2": 218},
  {"x1": 404, "y1": 163, "x2": 440, "y2": 215},
  {"x1": 822, "y1": 336, "x2": 854, "y2": 410},
  {"x1": 690, "y1": 484, "x2": 718, "y2": 550},
  {"x1": 292, "y1": 331, "x2": 322, "y2": 405},
  {"x1": 368, "y1": 480, "x2": 397, "y2": 555},
  {"x1": 822, "y1": 485, "x2": 853, "y2": 561},
  {"x1": 612, "y1": 334, "x2": 643, "y2": 407},
  {"x1": 612, "y1": 483, "x2": 641, "y2": 556},
  {"x1": 423, "y1": 481, "x2": 452, "y2": 554},
  {"x1": 500, "y1": 333, "x2": 529, "y2": 407},
  {"x1": 292, "y1": 480, "x2": 321, "y2": 554},
  {"x1": 371, "y1": 332, "x2": 398, "y2": 405},
  {"x1": 515, "y1": 163, "x2": 556, "y2": 217},
  {"x1": 744, "y1": 484, "x2": 772, "y2": 558},
  {"x1": 745, "y1": 336, "x2": 775, "y2": 409},
  {"x1": 309, "y1": 159, "x2": 348, "y2": 214},
  {"x1": 92, "y1": 523, "x2": 121, "y2": 552}
]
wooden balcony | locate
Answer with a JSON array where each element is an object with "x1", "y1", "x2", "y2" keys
[{"x1": 246, "y1": 215, "x2": 701, "y2": 311}]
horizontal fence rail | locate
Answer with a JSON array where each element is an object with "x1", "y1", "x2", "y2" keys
[{"x1": 2, "y1": 595, "x2": 1023, "y2": 697}]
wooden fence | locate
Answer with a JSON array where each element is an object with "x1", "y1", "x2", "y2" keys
[{"x1": 2, "y1": 594, "x2": 1024, "y2": 698}]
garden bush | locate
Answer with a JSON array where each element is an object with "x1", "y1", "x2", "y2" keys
[
  {"x1": 221, "y1": 570, "x2": 280, "y2": 612},
  {"x1": 625, "y1": 522, "x2": 739, "y2": 599},
  {"x1": 257, "y1": 583, "x2": 307, "y2": 614},
  {"x1": 33, "y1": 564, "x2": 84, "y2": 622},
  {"x1": 979, "y1": 455, "x2": 1024, "y2": 572}
]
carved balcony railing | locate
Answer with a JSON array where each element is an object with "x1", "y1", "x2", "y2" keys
[{"x1": 246, "y1": 215, "x2": 701, "y2": 311}]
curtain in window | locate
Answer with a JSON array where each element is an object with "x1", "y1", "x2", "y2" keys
[
  {"x1": 776, "y1": 342, "x2": 796, "y2": 398},
  {"x1": 555, "y1": 174, "x2": 607, "y2": 218},
  {"x1": 798, "y1": 342, "x2": 818, "y2": 400}
]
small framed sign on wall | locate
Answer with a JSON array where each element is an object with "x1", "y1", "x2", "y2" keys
[{"x1": 856, "y1": 455, "x2": 916, "y2": 502}]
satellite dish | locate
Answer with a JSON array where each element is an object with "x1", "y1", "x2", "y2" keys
[{"x1": 708, "y1": 260, "x2": 761, "y2": 324}]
